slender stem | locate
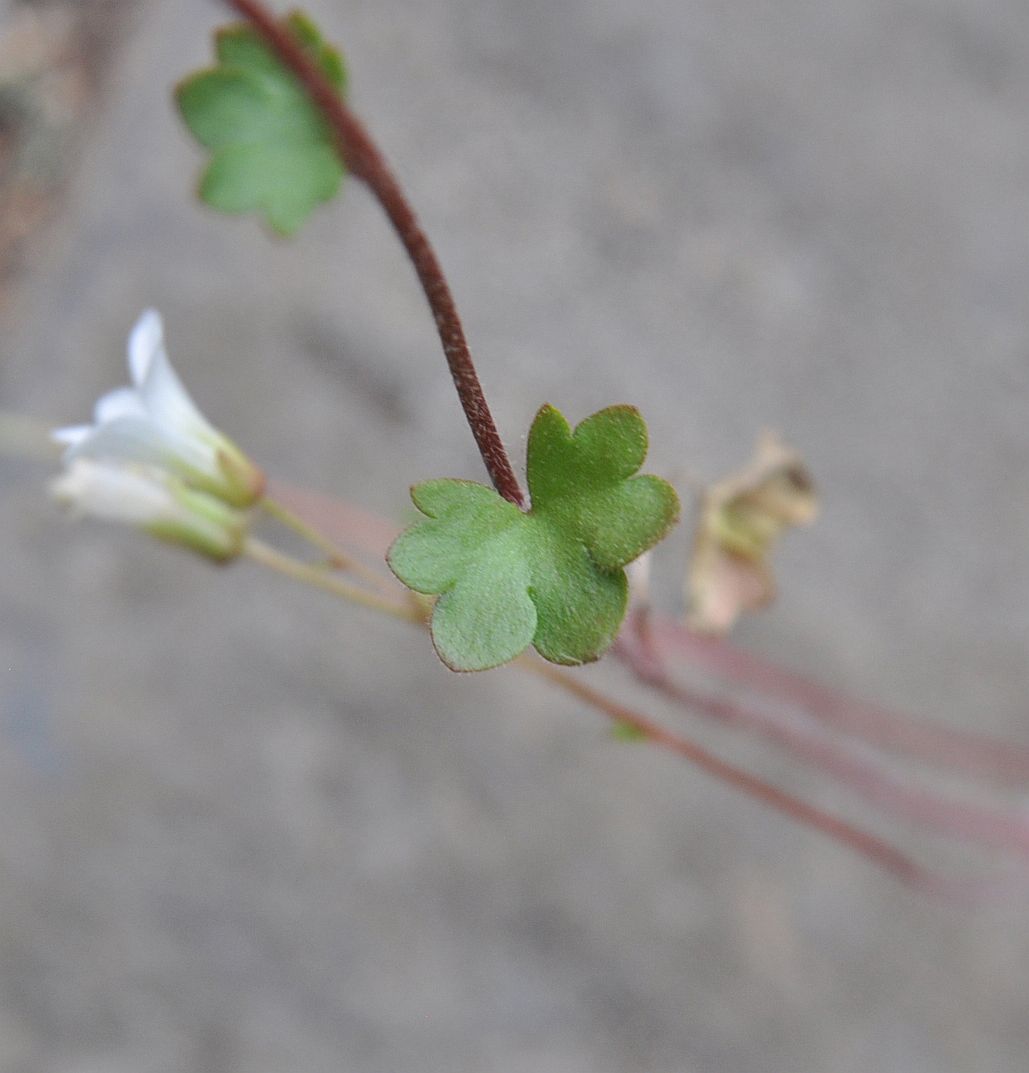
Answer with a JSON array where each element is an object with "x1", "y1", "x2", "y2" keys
[
  {"x1": 252, "y1": 478, "x2": 1029, "y2": 863},
  {"x1": 0, "y1": 387, "x2": 991, "y2": 892},
  {"x1": 239, "y1": 509, "x2": 946, "y2": 890},
  {"x1": 524, "y1": 658, "x2": 970, "y2": 896},
  {"x1": 260, "y1": 495, "x2": 356, "y2": 566},
  {"x1": 615, "y1": 628, "x2": 1029, "y2": 858},
  {"x1": 223, "y1": 0, "x2": 527, "y2": 509},
  {"x1": 192, "y1": 504, "x2": 1008, "y2": 893},
  {"x1": 645, "y1": 612, "x2": 1029, "y2": 785},
  {"x1": 247, "y1": 478, "x2": 1029, "y2": 879},
  {"x1": 260, "y1": 494, "x2": 396, "y2": 594},
  {"x1": 245, "y1": 528, "x2": 961, "y2": 890},
  {"x1": 243, "y1": 537, "x2": 422, "y2": 623}
]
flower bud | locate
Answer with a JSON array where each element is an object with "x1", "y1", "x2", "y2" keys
[{"x1": 52, "y1": 459, "x2": 247, "y2": 562}]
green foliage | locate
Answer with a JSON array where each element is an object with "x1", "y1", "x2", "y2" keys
[
  {"x1": 176, "y1": 11, "x2": 346, "y2": 235},
  {"x1": 389, "y1": 405, "x2": 680, "y2": 672},
  {"x1": 611, "y1": 721, "x2": 648, "y2": 742}
]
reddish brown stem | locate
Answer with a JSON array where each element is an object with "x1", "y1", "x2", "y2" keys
[
  {"x1": 252, "y1": 479, "x2": 1020, "y2": 896},
  {"x1": 224, "y1": 0, "x2": 526, "y2": 508},
  {"x1": 526, "y1": 660, "x2": 975, "y2": 898},
  {"x1": 645, "y1": 613, "x2": 1029, "y2": 785},
  {"x1": 615, "y1": 626, "x2": 1029, "y2": 858}
]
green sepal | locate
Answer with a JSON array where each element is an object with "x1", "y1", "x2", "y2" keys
[
  {"x1": 175, "y1": 10, "x2": 346, "y2": 235},
  {"x1": 389, "y1": 404, "x2": 680, "y2": 672}
]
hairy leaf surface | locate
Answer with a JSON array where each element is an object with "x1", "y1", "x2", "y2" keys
[
  {"x1": 389, "y1": 405, "x2": 680, "y2": 671},
  {"x1": 176, "y1": 11, "x2": 345, "y2": 235}
]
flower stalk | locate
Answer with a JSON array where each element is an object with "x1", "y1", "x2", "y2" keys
[
  {"x1": 259, "y1": 495, "x2": 401, "y2": 597},
  {"x1": 243, "y1": 536, "x2": 423, "y2": 621}
]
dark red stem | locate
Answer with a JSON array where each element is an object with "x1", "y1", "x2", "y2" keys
[
  {"x1": 224, "y1": 0, "x2": 527, "y2": 508},
  {"x1": 528, "y1": 660, "x2": 972, "y2": 898},
  {"x1": 644, "y1": 612, "x2": 1029, "y2": 785},
  {"x1": 615, "y1": 623, "x2": 1029, "y2": 858},
  {"x1": 260, "y1": 480, "x2": 1022, "y2": 897}
]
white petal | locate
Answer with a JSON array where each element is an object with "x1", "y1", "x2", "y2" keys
[
  {"x1": 126, "y1": 308, "x2": 218, "y2": 442},
  {"x1": 52, "y1": 425, "x2": 93, "y2": 447},
  {"x1": 61, "y1": 415, "x2": 219, "y2": 478},
  {"x1": 127, "y1": 308, "x2": 165, "y2": 384},
  {"x1": 137, "y1": 339, "x2": 215, "y2": 442},
  {"x1": 52, "y1": 459, "x2": 176, "y2": 525},
  {"x1": 54, "y1": 309, "x2": 260, "y2": 509},
  {"x1": 94, "y1": 385, "x2": 147, "y2": 424}
]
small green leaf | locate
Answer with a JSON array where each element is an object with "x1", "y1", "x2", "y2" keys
[
  {"x1": 611, "y1": 721, "x2": 648, "y2": 742},
  {"x1": 175, "y1": 11, "x2": 346, "y2": 235},
  {"x1": 388, "y1": 404, "x2": 680, "y2": 672}
]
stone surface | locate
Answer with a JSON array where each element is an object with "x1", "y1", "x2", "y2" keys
[{"x1": 2, "y1": 1, "x2": 1029, "y2": 1070}]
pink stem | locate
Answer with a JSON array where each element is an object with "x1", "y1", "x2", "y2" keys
[
  {"x1": 616, "y1": 625, "x2": 1029, "y2": 858},
  {"x1": 529, "y1": 660, "x2": 985, "y2": 900},
  {"x1": 251, "y1": 480, "x2": 1023, "y2": 895},
  {"x1": 645, "y1": 613, "x2": 1029, "y2": 785}
]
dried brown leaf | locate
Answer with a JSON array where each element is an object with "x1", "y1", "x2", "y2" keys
[{"x1": 687, "y1": 432, "x2": 817, "y2": 635}]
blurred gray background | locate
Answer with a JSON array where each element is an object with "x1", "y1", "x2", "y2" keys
[{"x1": 2, "y1": 0, "x2": 1029, "y2": 1070}]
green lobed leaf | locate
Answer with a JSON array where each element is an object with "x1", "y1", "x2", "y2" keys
[
  {"x1": 175, "y1": 10, "x2": 346, "y2": 235},
  {"x1": 388, "y1": 404, "x2": 681, "y2": 672}
]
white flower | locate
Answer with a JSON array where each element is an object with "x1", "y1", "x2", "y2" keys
[
  {"x1": 53, "y1": 309, "x2": 263, "y2": 507},
  {"x1": 51, "y1": 458, "x2": 247, "y2": 562}
]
